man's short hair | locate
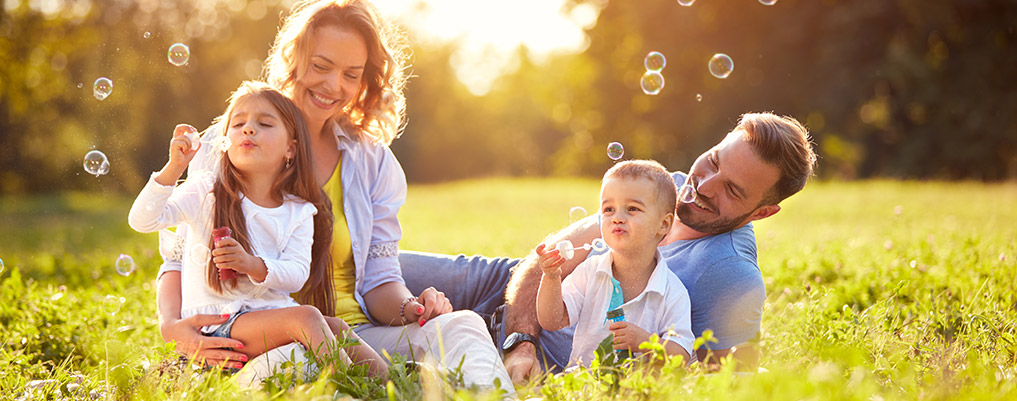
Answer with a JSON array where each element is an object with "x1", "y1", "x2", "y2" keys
[
  {"x1": 604, "y1": 160, "x2": 677, "y2": 214},
  {"x1": 733, "y1": 112, "x2": 817, "y2": 205}
]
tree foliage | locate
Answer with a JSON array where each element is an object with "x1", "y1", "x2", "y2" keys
[{"x1": 2, "y1": 0, "x2": 1015, "y2": 194}]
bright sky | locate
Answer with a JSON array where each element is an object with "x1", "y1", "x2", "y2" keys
[{"x1": 374, "y1": 0, "x2": 605, "y2": 95}]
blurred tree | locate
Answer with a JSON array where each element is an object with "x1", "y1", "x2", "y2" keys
[{"x1": 2, "y1": 0, "x2": 1016, "y2": 195}]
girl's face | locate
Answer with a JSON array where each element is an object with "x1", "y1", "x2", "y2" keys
[
  {"x1": 293, "y1": 25, "x2": 368, "y2": 130},
  {"x1": 226, "y1": 96, "x2": 295, "y2": 176}
]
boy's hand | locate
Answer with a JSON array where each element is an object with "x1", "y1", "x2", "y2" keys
[
  {"x1": 535, "y1": 243, "x2": 565, "y2": 277},
  {"x1": 609, "y1": 321, "x2": 652, "y2": 353},
  {"x1": 211, "y1": 237, "x2": 263, "y2": 278}
]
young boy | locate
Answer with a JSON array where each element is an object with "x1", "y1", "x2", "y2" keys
[{"x1": 536, "y1": 160, "x2": 693, "y2": 367}]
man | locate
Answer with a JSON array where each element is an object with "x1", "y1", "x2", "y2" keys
[{"x1": 495, "y1": 112, "x2": 817, "y2": 381}]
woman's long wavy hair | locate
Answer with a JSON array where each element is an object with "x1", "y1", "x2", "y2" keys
[
  {"x1": 263, "y1": 0, "x2": 410, "y2": 146},
  {"x1": 207, "y1": 81, "x2": 335, "y2": 316}
]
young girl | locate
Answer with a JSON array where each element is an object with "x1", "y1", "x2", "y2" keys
[{"x1": 129, "y1": 81, "x2": 387, "y2": 377}]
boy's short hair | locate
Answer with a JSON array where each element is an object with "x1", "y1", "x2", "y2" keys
[{"x1": 604, "y1": 160, "x2": 677, "y2": 214}]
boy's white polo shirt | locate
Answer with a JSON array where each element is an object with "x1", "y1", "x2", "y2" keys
[{"x1": 561, "y1": 249, "x2": 694, "y2": 367}]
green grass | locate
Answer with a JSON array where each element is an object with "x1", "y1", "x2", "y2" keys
[{"x1": 2, "y1": 179, "x2": 1016, "y2": 400}]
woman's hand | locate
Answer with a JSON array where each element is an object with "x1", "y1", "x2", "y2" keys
[
  {"x1": 405, "y1": 286, "x2": 453, "y2": 327},
  {"x1": 212, "y1": 237, "x2": 268, "y2": 282},
  {"x1": 535, "y1": 243, "x2": 564, "y2": 277},
  {"x1": 161, "y1": 313, "x2": 247, "y2": 369}
]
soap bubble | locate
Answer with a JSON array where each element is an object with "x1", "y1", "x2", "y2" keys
[
  {"x1": 168, "y1": 43, "x2": 190, "y2": 67},
  {"x1": 555, "y1": 240, "x2": 575, "y2": 260},
  {"x1": 607, "y1": 142, "x2": 625, "y2": 161},
  {"x1": 83, "y1": 150, "x2": 110, "y2": 177},
  {"x1": 215, "y1": 136, "x2": 232, "y2": 153},
  {"x1": 0, "y1": 258, "x2": 4, "y2": 275},
  {"x1": 115, "y1": 254, "x2": 135, "y2": 276},
  {"x1": 644, "y1": 51, "x2": 666, "y2": 72},
  {"x1": 77, "y1": 83, "x2": 83, "y2": 89},
  {"x1": 677, "y1": 0, "x2": 695, "y2": 6},
  {"x1": 103, "y1": 295, "x2": 124, "y2": 316},
  {"x1": 569, "y1": 206, "x2": 588, "y2": 224},
  {"x1": 678, "y1": 183, "x2": 698, "y2": 204},
  {"x1": 190, "y1": 244, "x2": 211, "y2": 266},
  {"x1": 93, "y1": 77, "x2": 113, "y2": 100},
  {"x1": 590, "y1": 238, "x2": 608, "y2": 253},
  {"x1": 696, "y1": 94, "x2": 703, "y2": 102},
  {"x1": 759, "y1": 0, "x2": 777, "y2": 4},
  {"x1": 640, "y1": 71, "x2": 665, "y2": 95},
  {"x1": 143, "y1": 31, "x2": 151, "y2": 39},
  {"x1": 708, "y1": 53, "x2": 734, "y2": 79}
]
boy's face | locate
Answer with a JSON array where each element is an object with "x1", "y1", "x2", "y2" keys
[{"x1": 599, "y1": 176, "x2": 674, "y2": 256}]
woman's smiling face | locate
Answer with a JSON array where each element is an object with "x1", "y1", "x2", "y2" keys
[{"x1": 293, "y1": 25, "x2": 368, "y2": 129}]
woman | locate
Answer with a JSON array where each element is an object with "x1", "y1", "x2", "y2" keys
[{"x1": 155, "y1": 0, "x2": 513, "y2": 394}]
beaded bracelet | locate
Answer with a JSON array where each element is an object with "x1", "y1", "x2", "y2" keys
[{"x1": 399, "y1": 296, "x2": 417, "y2": 324}]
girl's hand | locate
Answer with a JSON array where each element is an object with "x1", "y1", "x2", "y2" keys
[
  {"x1": 405, "y1": 286, "x2": 452, "y2": 327},
  {"x1": 154, "y1": 124, "x2": 202, "y2": 186},
  {"x1": 535, "y1": 243, "x2": 564, "y2": 277},
  {"x1": 168, "y1": 124, "x2": 201, "y2": 169},
  {"x1": 212, "y1": 237, "x2": 266, "y2": 280},
  {"x1": 609, "y1": 321, "x2": 652, "y2": 353}
]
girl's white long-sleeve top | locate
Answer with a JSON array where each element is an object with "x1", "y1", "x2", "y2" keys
[{"x1": 129, "y1": 173, "x2": 317, "y2": 330}]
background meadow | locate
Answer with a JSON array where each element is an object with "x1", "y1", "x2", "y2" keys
[
  {"x1": 2, "y1": 179, "x2": 1017, "y2": 399},
  {"x1": 3, "y1": 0, "x2": 1017, "y2": 399}
]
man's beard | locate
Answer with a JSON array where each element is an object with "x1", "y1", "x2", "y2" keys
[{"x1": 676, "y1": 202, "x2": 754, "y2": 235}]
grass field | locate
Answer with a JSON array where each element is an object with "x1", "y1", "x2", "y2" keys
[{"x1": 2, "y1": 178, "x2": 1016, "y2": 400}]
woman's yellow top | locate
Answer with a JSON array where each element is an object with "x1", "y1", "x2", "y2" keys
[{"x1": 323, "y1": 154, "x2": 369, "y2": 325}]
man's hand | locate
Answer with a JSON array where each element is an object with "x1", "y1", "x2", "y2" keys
[
  {"x1": 503, "y1": 341, "x2": 541, "y2": 385},
  {"x1": 161, "y1": 313, "x2": 247, "y2": 369},
  {"x1": 609, "y1": 321, "x2": 652, "y2": 352}
]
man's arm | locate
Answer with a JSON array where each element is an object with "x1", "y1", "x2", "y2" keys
[{"x1": 502, "y1": 215, "x2": 601, "y2": 383}]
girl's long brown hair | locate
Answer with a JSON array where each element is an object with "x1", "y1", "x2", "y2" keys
[{"x1": 207, "y1": 81, "x2": 335, "y2": 316}]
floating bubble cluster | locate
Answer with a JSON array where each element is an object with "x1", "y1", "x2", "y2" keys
[
  {"x1": 644, "y1": 51, "x2": 666, "y2": 72},
  {"x1": 607, "y1": 142, "x2": 625, "y2": 161},
  {"x1": 168, "y1": 43, "x2": 190, "y2": 67},
  {"x1": 115, "y1": 254, "x2": 135, "y2": 276},
  {"x1": 709, "y1": 53, "x2": 734, "y2": 79},
  {"x1": 554, "y1": 238, "x2": 609, "y2": 260},
  {"x1": 93, "y1": 77, "x2": 112, "y2": 100},
  {"x1": 569, "y1": 206, "x2": 588, "y2": 224},
  {"x1": 83, "y1": 150, "x2": 110, "y2": 177}
]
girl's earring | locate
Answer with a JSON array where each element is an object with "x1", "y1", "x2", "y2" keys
[{"x1": 285, "y1": 157, "x2": 292, "y2": 169}]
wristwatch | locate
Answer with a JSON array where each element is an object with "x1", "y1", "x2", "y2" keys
[{"x1": 502, "y1": 332, "x2": 537, "y2": 353}]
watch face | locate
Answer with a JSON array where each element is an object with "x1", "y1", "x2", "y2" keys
[{"x1": 502, "y1": 332, "x2": 519, "y2": 350}]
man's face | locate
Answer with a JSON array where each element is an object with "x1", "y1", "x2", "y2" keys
[{"x1": 676, "y1": 131, "x2": 781, "y2": 234}]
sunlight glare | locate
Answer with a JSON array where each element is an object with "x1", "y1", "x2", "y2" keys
[{"x1": 375, "y1": 0, "x2": 605, "y2": 95}]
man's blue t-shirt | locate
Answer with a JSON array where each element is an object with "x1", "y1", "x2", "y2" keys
[{"x1": 537, "y1": 172, "x2": 766, "y2": 369}]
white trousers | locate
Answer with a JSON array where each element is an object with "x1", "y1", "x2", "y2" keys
[{"x1": 354, "y1": 310, "x2": 515, "y2": 396}]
